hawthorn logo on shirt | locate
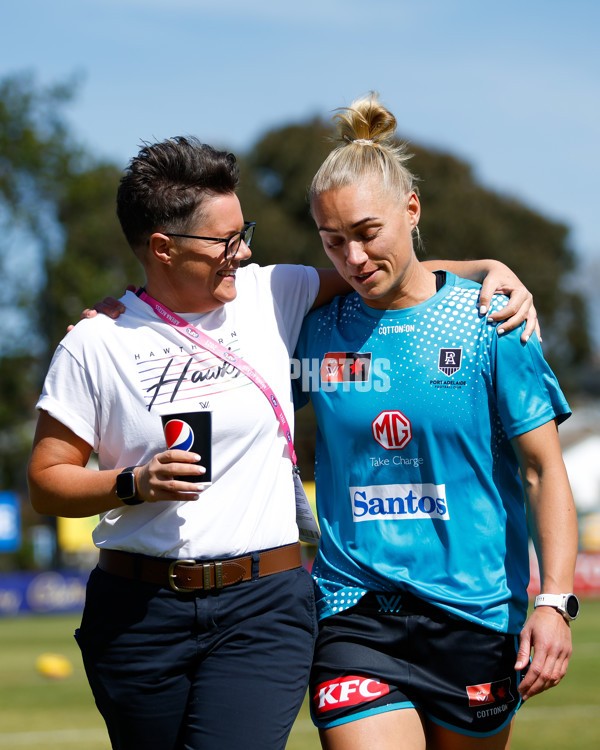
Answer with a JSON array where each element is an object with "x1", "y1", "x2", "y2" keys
[
  {"x1": 372, "y1": 410, "x2": 412, "y2": 450},
  {"x1": 320, "y1": 352, "x2": 372, "y2": 383},
  {"x1": 438, "y1": 347, "x2": 462, "y2": 376},
  {"x1": 313, "y1": 675, "x2": 390, "y2": 714},
  {"x1": 466, "y1": 678, "x2": 513, "y2": 708}
]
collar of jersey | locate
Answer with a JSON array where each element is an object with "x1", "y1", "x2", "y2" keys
[{"x1": 355, "y1": 270, "x2": 455, "y2": 320}]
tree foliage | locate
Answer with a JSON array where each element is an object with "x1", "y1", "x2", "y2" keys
[
  {"x1": 0, "y1": 72, "x2": 80, "y2": 226},
  {"x1": 0, "y1": 73, "x2": 84, "y2": 495},
  {"x1": 237, "y1": 117, "x2": 334, "y2": 267},
  {"x1": 41, "y1": 163, "x2": 143, "y2": 355}
]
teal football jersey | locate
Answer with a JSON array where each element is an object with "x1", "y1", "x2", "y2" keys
[{"x1": 294, "y1": 273, "x2": 570, "y2": 634}]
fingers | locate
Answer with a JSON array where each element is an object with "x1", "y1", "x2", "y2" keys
[
  {"x1": 477, "y1": 275, "x2": 496, "y2": 318},
  {"x1": 516, "y1": 610, "x2": 573, "y2": 701},
  {"x1": 514, "y1": 302, "x2": 540, "y2": 343},
  {"x1": 483, "y1": 291, "x2": 542, "y2": 344},
  {"x1": 136, "y1": 450, "x2": 208, "y2": 503},
  {"x1": 68, "y1": 308, "x2": 97, "y2": 331},
  {"x1": 74, "y1": 293, "x2": 129, "y2": 331},
  {"x1": 79, "y1": 308, "x2": 99, "y2": 321},
  {"x1": 486, "y1": 288, "x2": 530, "y2": 332},
  {"x1": 93, "y1": 296, "x2": 127, "y2": 319},
  {"x1": 518, "y1": 648, "x2": 569, "y2": 701},
  {"x1": 514, "y1": 628, "x2": 531, "y2": 673}
]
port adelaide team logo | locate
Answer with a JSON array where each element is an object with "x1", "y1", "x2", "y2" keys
[
  {"x1": 438, "y1": 347, "x2": 462, "y2": 376},
  {"x1": 321, "y1": 352, "x2": 372, "y2": 383}
]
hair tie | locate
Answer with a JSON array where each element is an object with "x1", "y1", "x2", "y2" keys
[{"x1": 353, "y1": 138, "x2": 374, "y2": 146}]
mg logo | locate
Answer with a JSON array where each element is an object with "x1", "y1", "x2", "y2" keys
[{"x1": 372, "y1": 410, "x2": 412, "y2": 450}]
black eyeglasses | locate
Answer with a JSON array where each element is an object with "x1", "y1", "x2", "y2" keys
[{"x1": 166, "y1": 221, "x2": 255, "y2": 261}]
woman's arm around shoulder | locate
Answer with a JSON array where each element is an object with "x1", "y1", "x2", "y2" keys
[{"x1": 424, "y1": 258, "x2": 539, "y2": 342}]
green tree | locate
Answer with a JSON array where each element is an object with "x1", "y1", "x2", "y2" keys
[
  {"x1": 0, "y1": 72, "x2": 79, "y2": 233},
  {"x1": 238, "y1": 117, "x2": 335, "y2": 267},
  {"x1": 0, "y1": 72, "x2": 83, "y2": 497},
  {"x1": 41, "y1": 163, "x2": 142, "y2": 353},
  {"x1": 0, "y1": 73, "x2": 144, "y2": 569}
]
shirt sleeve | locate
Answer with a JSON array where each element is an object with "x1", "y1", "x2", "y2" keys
[
  {"x1": 266, "y1": 264, "x2": 320, "y2": 352},
  {"x1": 493, "y1": 326, "x2": 571, "y2": 440},
  {"x1": 292, "y1": 306, "x2": 324, "y2": 411},
  {"x1": 36, "y1": 341, "x2": 101, "y2": 450}
]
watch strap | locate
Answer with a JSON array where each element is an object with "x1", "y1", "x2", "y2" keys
[
  {"x1": 534, "y1": 593, "x2": 579, "y2": 621},
  {"x1": 117, "y1": 466, "x2": 143, "y2": 505},
  {"x1": 534, "y1": 593, "x2": 565, "y2": 608}
]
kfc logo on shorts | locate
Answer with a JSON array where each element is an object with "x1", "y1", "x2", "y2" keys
[
  {"x1": 466, "y1": 678, "x2": 513, "y2": 708},
  {"x1": 438, "y1": 348, "x2": 462, "y2": 376},
  {"x1": 372, "y1": 410, "x2": 412, "y2": 450},
  {"x1": 314, "y1": 675, "x2": 390, "y2": 714}
]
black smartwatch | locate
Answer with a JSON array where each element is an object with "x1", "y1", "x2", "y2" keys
[
  {"x1": 116, "y1": 466, "x2": 143, "y2": 505},
  {"x1": 534, "y1": 593, "x2": 580, "y2": 622}
]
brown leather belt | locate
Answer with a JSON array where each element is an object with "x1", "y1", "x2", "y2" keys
[{"x1": 98, "y1": 542, "x2": 302, "y2": 593}]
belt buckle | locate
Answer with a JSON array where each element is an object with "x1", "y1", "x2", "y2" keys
[
  {"x1": 168, "y1": 559, "x2": 197, "y2": 593},
  {"x1": 168, "y1": 559, "x2": 224, "y2": 592},
  {"x1": 201, "y1": 562, "x2": 223, "y2": 589}
]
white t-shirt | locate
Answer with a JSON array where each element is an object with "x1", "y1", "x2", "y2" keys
[{"x1": 37, "y1": 263, "x2": 319, "y2": 559}]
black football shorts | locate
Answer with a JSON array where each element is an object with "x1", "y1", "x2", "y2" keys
[{"x1": 310, "y1": 591, "x2": 526, "y2": 737}]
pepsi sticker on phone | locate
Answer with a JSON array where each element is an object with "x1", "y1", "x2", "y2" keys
[{"x1": 161, "y1": 411, "x2": 212, "y2": 484}]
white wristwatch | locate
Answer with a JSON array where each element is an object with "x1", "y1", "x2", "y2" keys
[{"x1": 534, "y1": 593, "x2": 580, "y2": 622}]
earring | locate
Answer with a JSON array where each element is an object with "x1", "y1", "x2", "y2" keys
[{"x1": 412, "y1": 224, "x2": 424, "y2": 253}]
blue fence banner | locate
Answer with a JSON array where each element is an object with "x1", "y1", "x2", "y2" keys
[
  {"x1": 0, "y1": 491, "x2": 21, "y2": 552},
  {"x1": 0, "y1": 570, "x2": 90, "y2": 616}
]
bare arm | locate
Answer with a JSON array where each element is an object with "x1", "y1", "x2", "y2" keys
[
  {"x1": 423, "y1": 258, "x2": 539, "y2": 342},
  {"x1": 74, "y1": 261, "x2": 538, "y2": 340},
  {"x1": 310, "y1": 269, "x2": 352, "y2": 310},
  {"x1": 28, "y1": 411, "x2": 208, "y2": 517},
  {"x1": 510, "y1": 419, "x2": 578, "y2": 700}
]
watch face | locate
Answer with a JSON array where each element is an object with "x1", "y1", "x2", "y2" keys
[
  {"x1": 566, "y1": 595, "x2": 579, "y2": 618},
  {"x1": 117, "y1": 471, "x2": 136, "y2": 499}
]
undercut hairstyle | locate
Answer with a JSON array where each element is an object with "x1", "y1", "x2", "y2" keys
[
  {"x1": 310, "y1": 93, "x2": 416, "y2": 206},
  {"x1": 116, "y1": 136, "x2": 240, "y2": 255}
]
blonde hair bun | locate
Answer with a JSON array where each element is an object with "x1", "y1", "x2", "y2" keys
[
  {"x1": 310, "y1": 92, "x2": 415, "y2": 202},
  {"x1": 334, "y1": 93, "x2": 398, "y2": 149}
]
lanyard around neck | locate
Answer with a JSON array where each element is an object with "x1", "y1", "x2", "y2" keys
[{"x1": 136, "y1": 288, "x2": 297, "y2": 466}]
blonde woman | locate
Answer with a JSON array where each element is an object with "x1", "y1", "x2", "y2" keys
[{"x1": 295, "y1": 94, "x2": 578, "y2": 750}]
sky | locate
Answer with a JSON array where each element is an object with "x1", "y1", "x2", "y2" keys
[{"x1": 2, "y1": 1, "x2": 599, "y2": 274}]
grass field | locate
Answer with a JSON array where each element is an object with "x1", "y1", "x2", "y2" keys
[{"x1": 0, "y1": 603, "x2": 598, "y2": 749}]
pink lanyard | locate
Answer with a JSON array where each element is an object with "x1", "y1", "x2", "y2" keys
[{"x1": 136, "y1": 288, "x2": 298, "y2": 466}]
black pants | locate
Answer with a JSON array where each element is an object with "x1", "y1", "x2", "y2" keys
[{"x1": 76, "y1": 564, "x2": 317, "y2": 750}]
